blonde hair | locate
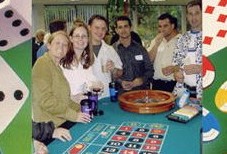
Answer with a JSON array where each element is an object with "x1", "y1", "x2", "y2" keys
[
  {"x1": 43, "y1": 33, "x2": 51, "y2": 44},
  {"x1": 35, "y1": 29, "x2": 45, "y2": 37},
  {"x1": 35, "y1": 29, "x2": 45, "y2": 42},
  {"x1": 47, "y1": 31, "x2": 70, "y2": 44},
  {"x1": 47, "y1": 31, "x2": 72, "y2": 51}
]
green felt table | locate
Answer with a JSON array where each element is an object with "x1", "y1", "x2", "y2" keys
[
  {"x1": 202, "y1": 48, "x2": 227, "y2": 154},
  {"x1": 48, "y1": 97, "x2": 201, "y2": 154}
]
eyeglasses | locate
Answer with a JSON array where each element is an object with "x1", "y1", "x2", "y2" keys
[{"x1": 72, "y1": 35, "x2": 88, "y2": 39}]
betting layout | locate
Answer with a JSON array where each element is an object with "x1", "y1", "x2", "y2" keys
[{"x1": 65, "y1": 122, "x2": 169, "y2": 154}]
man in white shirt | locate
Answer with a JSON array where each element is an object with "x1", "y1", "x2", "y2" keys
[
  {"x1": 88, "y1": 15, "x2": 123, "y2": 98},
  {"x1": 148, "y1": 13, "x2": 181, "y2": 92}
]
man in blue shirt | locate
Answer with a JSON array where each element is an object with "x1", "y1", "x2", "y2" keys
[
  {"x1": 113, "y1": 16, "x2": 154, "y2": 94},
  {"x1": 36, "y1": 20, "x2": 67, "y2": 60}
]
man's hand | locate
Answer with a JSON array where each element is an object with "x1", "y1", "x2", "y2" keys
[
  {"x1": 149, "y1": 33, "x2": 163, "y2": 61},
  {"x1": 106, "y1": 59, "x2": 114, "y2": 72},
  {"x1": 132, "y1": 78, "x2": 143, "y2": 87},
  {"x1": 162, "y1": 65, "x2": 175, "y2": 76},
  {"x1": 174, "y1": 70, "x2": 184, "y2": 83},
  {"x1": 122, "y1": 80, "x2": 133, "y2": 91},
  {"x1": 121, "y1": 78, "x2": 143, "y2": 91},
  {"x1": 184, "y1": 64, "x2": 201, "y2": 75},
  {"x1": 154, "y1": 33, "x2": 164, "y2": 45}
]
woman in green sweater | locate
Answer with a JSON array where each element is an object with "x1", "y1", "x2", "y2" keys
[{"x1": 32, "y1": 31, "x2": 91, "y2": 129}]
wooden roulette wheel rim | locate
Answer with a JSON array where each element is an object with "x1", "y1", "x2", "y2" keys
[{"x1": 118, "y1": 90, "x2": 175, "y2": 114}]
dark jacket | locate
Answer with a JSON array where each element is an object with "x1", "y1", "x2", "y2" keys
[{"x1": 32, "y1": 121, "x2": 54, "y2": 142}]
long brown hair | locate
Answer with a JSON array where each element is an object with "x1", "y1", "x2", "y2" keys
[{"x1": 61, "y1": 22, "x2": 94, "y2": 69}]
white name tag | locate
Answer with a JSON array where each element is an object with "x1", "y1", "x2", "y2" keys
[{"x1": 135, "y1": 55, "x2": 143, "y2": 61}]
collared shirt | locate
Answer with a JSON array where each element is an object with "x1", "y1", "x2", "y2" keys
[
  {"x1": 149, "y1": 34, "x2": 181, "y2": 81},
  {"x1": 172, "y1": 30, "x2": 202, "y2": 99},
  {"x1": 113, "y1": 40, "x2": 154, "y2": 90},
  {"x1": 36, "y1": 44, "x2": 48, "y2": 59},
  {"x1": 92, "y1": 40, "x2": 123, "y2": 98}
]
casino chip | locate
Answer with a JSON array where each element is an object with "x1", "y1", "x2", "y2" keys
[
  {"x1": 202, "y1": 55, "x2": 215, "y2": 89},
  {"x1": 215, "y1": 80, "x2": 227, "y2": 113},
  {"x1": 202, "y1": 107, "x2": 220, "y2": 142},
  {"x1": 69, "y1": 143, "x2": 84, "y2": 154}
]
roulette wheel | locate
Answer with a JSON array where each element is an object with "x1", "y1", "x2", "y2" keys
[{"x1": 118, "y1": 90, "x2": 175, "y2": 114}]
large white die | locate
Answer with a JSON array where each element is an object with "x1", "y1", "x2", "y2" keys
[
  {"x1": 0, "y1": 0, "x2": 31, "y2": 51},
  {"x1": 0, "y1": 56, "x2": 29, "y2": 134}
]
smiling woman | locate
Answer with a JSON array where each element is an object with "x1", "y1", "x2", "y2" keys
[
  {"x1": 32, "y1": 31, "x2": 92, "y2": 130},
  {"x1": 60, "y1": 22, "x2": 103, "y2": 102}
]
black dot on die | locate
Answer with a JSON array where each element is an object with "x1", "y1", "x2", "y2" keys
[
  {"x1": 0, "y1": 40, "x2": 8, "y2": 47},
  {"x1": 20, "y1": 28, "x2": 30, "y2": 36},
  {"x1": 12, "y1": 19, "x2": 22, "y2": 27},
  {"x1": 14, "y1": 90, "x2": 23, "y2": 100},
  {"x1": 0, "y1": 0, "x2": 5, "y2": 3},
  {"x1": 4, "y1": 10, "x2": 14, "y2": 18},
  {"x1": 0, "y1": 91, "x2": 5, "y2": 102}
]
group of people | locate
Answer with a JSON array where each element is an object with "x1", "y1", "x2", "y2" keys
[
  {"x1": 148, "y1": 0, "x2": 202, "y2": 101},
  {"x1": 32, "y1": 0, "x2": 202, "y2": 153}
]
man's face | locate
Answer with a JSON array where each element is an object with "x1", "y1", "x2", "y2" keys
[
  {"x1": 115, "y1": 20, "x2": 131, "y2": 39},
  {"x1": 187, "y1": 5, "x2": 202, "y2": 30},
  {"x1": 89, "y1": 19, "x2": 107, "y2": 43},
  {"x1": 158, "y1": 18, "x2": 174, "y2": 39}
]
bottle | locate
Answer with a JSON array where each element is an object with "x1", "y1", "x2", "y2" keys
[
  {"x1": 87, "y1": 91, "x2": 98, "y2": 113},
  {"x1": 80, "y1": 99, "x2": 92, "y2": 116},
  {"x1": 109, "y1": 81, "x2": 118, "y2": 102},
  {"x1": 177, "y1": 90, "x2": 189, "y2": 108}
]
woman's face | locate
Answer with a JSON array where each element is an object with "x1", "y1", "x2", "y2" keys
[
  {"x1": 70, "y1": 26, "x2": 89, "y2": 51},
  {"x1": 47, "y1": 33, "x2": 69, "y2": 64}
]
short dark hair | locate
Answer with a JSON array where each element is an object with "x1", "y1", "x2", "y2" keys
[
  {"x1": 49, "y1": 19, "x2": 66, "y2": 34},
  {"x1": 186, "y1": 0, "x2": 202, "y2": 12},
  {"x1": 158, "y1": 13, "x2": 178, "y2": 30},
  {"x1": 88, "y1": 14, "x2": 109, "y2": 28},
  {"x1": 115, "y1": 16, "x2": 132, "y2": 28}
]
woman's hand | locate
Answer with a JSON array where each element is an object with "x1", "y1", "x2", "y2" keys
[
  {"x1": 76, "y1": 112, "x2": 92, "y2": 123},
  {"x1": 52, "y1": 127, "x2": 72, "y2": 142}
]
